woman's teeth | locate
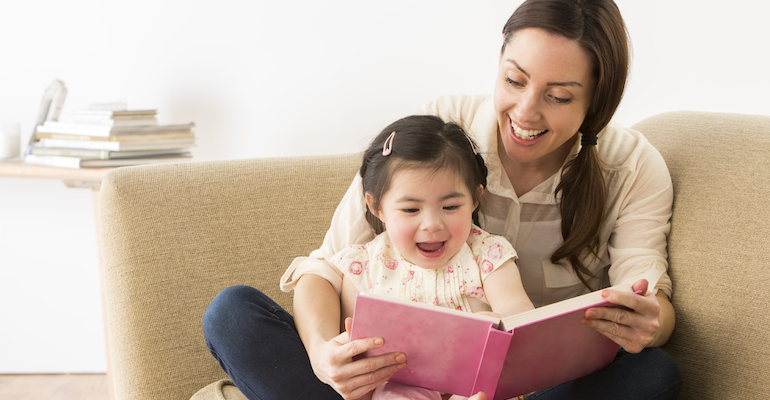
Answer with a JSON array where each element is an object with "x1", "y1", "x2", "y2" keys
[{"x1": 512, "y1": 123, "x2": 546, "y2": 140}]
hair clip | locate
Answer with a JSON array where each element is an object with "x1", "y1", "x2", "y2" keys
[{"x1": 382, "y1": 131, "x2": 396, "y2": 156}]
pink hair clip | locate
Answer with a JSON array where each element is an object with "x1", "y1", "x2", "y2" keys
[{"x1": 382, "y1": 131, "x2": 396, "y2": 156}]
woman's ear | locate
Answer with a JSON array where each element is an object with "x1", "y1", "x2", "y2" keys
[{"x1": 365, "y1": 193, "x2": 382, "y2": 220}]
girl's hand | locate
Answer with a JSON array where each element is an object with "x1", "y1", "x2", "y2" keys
[
  {"x1": 309, "y1": 317, "x2": 406, "y2": 399},
  {"x1": 581, "y1": 279, "x2": 673, "y2": 353}
]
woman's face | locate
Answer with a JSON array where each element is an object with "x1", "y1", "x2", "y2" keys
[{"x1": 493, "y1": 28, "x2": 595, "y2": 170}]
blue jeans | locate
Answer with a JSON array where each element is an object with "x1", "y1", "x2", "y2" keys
[{"x1": 203, "y1": 285, "x2": 682, "y2": 400}]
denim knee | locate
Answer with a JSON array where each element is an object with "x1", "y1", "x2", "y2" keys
[{"x1": 204, "y1": 286, "x2": 260, "y2": 348}]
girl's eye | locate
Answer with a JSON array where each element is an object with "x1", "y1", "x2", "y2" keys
[
  {"x1": 505, "y1": 76, "x2": 524, "y2": 87},
  {"x1": 401, "y1": 208, "x2": 419, "y2": 214},
  {"x1": 443, "y1": 205, "x2": 460, "y2": 211}
]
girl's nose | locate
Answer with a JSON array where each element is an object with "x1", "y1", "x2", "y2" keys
[{"x1": 421, "y1": 212, "x2": 444, "y2": 233}]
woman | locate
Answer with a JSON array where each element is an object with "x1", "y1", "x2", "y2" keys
[{"x1": 204, "y1": 0, "x2": 682, "y2": 399}]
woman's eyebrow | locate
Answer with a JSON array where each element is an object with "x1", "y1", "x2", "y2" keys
[{"x1": 505, "y1": 58, "x2": 583, "y2": 87}]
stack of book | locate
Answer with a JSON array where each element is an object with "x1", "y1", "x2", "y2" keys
[{"x1": 24, "y1": 108, "x2": 195, "y2": 168}]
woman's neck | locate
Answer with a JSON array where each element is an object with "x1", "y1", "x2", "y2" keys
[{"x1": 497, "y1": 133, "x2": 577, "y2": 197}]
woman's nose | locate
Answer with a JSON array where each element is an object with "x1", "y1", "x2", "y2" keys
[{"x1": 515, "y1": 89, "x2": 541, "y2": 123}]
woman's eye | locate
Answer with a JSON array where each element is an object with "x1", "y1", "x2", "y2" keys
[
  {"x1": 549, "y1": 94, "x2": 573, "y2": 104},
  {"x1": 505, "y1": 77, "x2": 524, "y2": 87}
]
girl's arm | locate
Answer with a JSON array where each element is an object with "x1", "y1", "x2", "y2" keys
[{"x1": 482, "y1": 259, "x2": 534, "y2": 317}]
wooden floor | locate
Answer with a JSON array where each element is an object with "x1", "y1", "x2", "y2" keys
[{"x1": 0, "y1": 374, "x2": 108, "y2": 400}]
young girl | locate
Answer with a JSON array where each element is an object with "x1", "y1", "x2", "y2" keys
[{"x1": 332, "y1": 115, "x2": 534, "y2": 400}]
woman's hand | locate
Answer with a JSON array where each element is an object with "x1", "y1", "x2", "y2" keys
[
  {"x1": 581, "y1": 279, "x2": 675, "y2": 353},
  {"x1": 308, "y1": 317, "x2": 407, "y2": 399}
]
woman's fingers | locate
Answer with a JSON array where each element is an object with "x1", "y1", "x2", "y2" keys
[{"x1": 581, "y1": 280, "x2": 662, "y2": 353}]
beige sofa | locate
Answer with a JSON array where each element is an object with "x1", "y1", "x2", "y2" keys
[{"x1": 100, "y1": 111, "x2": 770, "y2": 400}]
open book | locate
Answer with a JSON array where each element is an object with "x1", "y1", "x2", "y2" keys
[{"x1": 350, "y1": 284, "x2": 639, "y2": 399}]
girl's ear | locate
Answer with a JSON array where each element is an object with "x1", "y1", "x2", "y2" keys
[
  {"x1": 365, "y1": 193, "x2": 382, "y2": 220},
  {"x1": 475, "y1": 185, "x2": 484, "y2": 208}
]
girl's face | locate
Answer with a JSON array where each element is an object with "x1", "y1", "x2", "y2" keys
[
  {"x1": 493, "y1": 28, "x2": 595, "y2": 170},
  {"x1": 367, "y1": 166, "x2": 479, "y2": 270}
]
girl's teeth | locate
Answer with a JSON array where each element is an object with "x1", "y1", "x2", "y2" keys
[{"x1": 512, "y1": 124, "x2": 546, "y2": 140}]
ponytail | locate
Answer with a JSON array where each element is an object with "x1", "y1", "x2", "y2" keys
[{"x1": 551, "y1": 136, "x2": 606, "y2": 289}]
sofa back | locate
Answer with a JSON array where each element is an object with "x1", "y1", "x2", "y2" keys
[
  {"x1": 632, "y1": 111, "x2": 770, "y2": 398},
  {"x1": 101, "y1": 154, "x2": 361, "y2": 400}
]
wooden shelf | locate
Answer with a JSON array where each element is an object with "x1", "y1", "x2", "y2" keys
[{"x1": 0, "y1": 160, "x2": 115, "y2": 189}]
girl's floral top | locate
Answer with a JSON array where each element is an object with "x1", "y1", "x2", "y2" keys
[{"x1": 331, "y1": 224, "x2": 517, "y2": 312}]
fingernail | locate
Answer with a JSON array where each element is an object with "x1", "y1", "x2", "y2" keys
[
  {"x1": 373, "y1": 338, "x2": 383, "y2": 346},
  {"x1": 395, "y1": 353, "x2": 406, "y2": 363},
  {"x1": 601, "y1": 290, "x2": 609, "y2": 298}
]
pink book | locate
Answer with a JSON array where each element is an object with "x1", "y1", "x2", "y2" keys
[{"x1": 350, "y1": 284, "x2": 638, "y2": 399}]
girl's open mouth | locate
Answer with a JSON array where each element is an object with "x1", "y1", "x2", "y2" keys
[{"x1": 417, "y1": 241, "x2": 446, "y2": 258}]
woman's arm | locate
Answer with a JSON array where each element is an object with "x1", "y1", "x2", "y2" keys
[{"x1": 294, "y1": 274, "x2": 406, "y2": 399}]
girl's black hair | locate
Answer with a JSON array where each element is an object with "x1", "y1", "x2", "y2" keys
[{"x1": 360, "y1": 115, "x2": 488, "y2": 234}]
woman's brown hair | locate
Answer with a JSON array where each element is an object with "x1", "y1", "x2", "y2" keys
[{"x1": 502, "y1": 0, "x2": 629, "y2": 288}]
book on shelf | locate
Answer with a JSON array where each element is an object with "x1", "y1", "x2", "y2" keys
[
  {"x1": 28, "y1": 147, "x2": 191, "y2": 160},
  {"x1": 36, "y1": 121, "x2": 194, "y2": 137},
  {"x1": 350, "y1": 284, "x2": 640, "y2": 400},
  {"x1": 35, "y1": 131, "x2": 195, "y2": 142},
  {"x1": 24, "y1": 153, "x2": 192, "y2": 169},
  {"x1": 70, "y1": 109, "x2": 158, "y2": 127},
  {"x1": 35, "y1": 138, "x2": 195, "y2": 151}
]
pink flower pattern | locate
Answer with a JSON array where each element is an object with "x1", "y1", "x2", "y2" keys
[
  {"x1": 481, "y1": 260, "x2": 494, "y2": 275},
  {"x1": 348, "y1": 261, "x2": 363, "y2": 275},
  {"x1": 487, "y1": 242, "x2": 503, "y2": 261},
  {"x1": 335, "y1": 225, "x2": 516, "y2": 311}
]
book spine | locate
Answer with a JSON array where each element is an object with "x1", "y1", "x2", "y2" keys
[
  {"x1": 38, "y1": 139, "x2": 121, "y2": 151},
  {"x1": 24, "y1": 155, "x2": 83, "y2": 169},
  {"x1": 472, "y1": 328, "x2": 512, "y2": 400},
  {"x1": 36, "y1": 132, "x2": 115, "y2": 141},
  {"x1": 30, "y1": 147, "x2": 109, "y2": 159},
  {"x1": 37, "y1": 124, "x2": 112, "y2": 137}
]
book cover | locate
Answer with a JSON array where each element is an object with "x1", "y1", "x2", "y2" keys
[{"x1": 350, "y1": 284, "x2": 637, "y2": 399}]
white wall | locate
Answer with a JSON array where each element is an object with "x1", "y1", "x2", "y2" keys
[{"x1": 0, "y1": 0, "x2": 767, "y2": 373}]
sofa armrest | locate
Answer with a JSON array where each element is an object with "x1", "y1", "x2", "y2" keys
[
  {"x1": 632, "y1": 111, "x2": 770, "y2": 399},
  {"x1": 100, "y1": 154, "x2": 360, "y2": 400}
]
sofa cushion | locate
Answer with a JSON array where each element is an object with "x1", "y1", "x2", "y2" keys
[{"x1": 190, "y1": 379, "x2": 247, "y2": 400}]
